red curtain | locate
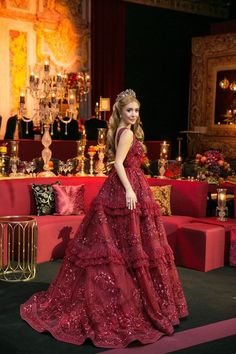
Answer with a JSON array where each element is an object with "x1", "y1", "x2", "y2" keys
[{"x1": 91, "y1": 0, "x2": 125, "y2": 116}]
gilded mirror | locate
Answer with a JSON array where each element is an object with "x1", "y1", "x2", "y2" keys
[{"x1": 189, "y1": 33, "x2": 236, "y2": 158}]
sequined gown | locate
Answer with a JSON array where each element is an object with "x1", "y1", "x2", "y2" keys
[{"x1": 20, "y1": 128, "x2": 188, "y2": 348}]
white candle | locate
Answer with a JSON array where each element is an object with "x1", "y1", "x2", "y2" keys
[
  {"x1": 57, "y1": 73, "x2": 62, "y2": 82},
  {"x1": 160, "y1": 141, "x2": 169, "y2": 160},
  {"x1": 20, "y1": 93, "x2": 25, "y2": 104},
  {"x1": 44, "y1": 60, "x2": 49, "y2": 72},
  {"x1": 51, "y1": 93, "x2": 56, "y2": 104},
  {"x1": 69, "y1": 94, "x2": 75, "y2": 105},
  {"x1": 29, "y1": 72, "x2": 35, "y2": 83}
]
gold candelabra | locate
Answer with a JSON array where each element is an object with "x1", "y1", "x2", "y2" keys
[
  {"x1": 95, "y1": 128, "x2": 107, "y2": 176},
  {"x1": 0, "y1": 145, "x2": 7, "y2": 177},
  {"x1": 88, "y1": 146, "x2": 97, "y2": 176},
  {"x1": 158, "y1": 141, "x2": 169, "y2": 178},
  {"x1": 76, "y1": 131, "x2": 87, "y2": 176}
]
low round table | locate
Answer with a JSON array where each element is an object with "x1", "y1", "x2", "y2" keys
[{"x1": 0, "y1": 216, "x2": 37, "y2": 282}]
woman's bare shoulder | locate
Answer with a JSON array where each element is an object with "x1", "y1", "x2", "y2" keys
[
  {"x1": 117, "y1": 127, "x2": 133, "y2": 138},
  {"x1": 115, "y1": 128, "x2": 133, "y2": 148}
]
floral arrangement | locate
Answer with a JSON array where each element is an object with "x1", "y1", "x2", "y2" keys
[
  {"x1": 88, "y1": 145, "x2": 99, "y2": 154},
  {"x1": 195, "y1": 149, "x2": 230, "y2": 178},
  {"x1": 164, "y1": 162, "x2": 182, "y2": 179},
  {"x1": 67, "y1": 72, "x2": 78, "y2": 89}
]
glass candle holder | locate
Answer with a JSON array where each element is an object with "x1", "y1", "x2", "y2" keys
[
  {"x1": 216, "y1": 188, "x2": 228, "y2": 221},
  {"x1": 160, "y1": 141, "x2": 169, "y2": 160},
  {"x1": 97, "y1": 128, "x2": 107, "y2": 146},
  {"x1": 10, "y1": 140, "x2": 20, "y2": 161},
  {"x1": 217, "y1": 188, "x2": 227, "y2": 209}
]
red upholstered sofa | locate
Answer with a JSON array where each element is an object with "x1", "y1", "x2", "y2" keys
[{"x1": 0, "y1": 176, "x2": 209, "y2": 264}]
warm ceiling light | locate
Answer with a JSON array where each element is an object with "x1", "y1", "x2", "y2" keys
[
  {"x1": 229, "y1": 81, "x2": 236, "y2": 91},
  {"x1": 219, "y1": 77, "x2": 229, "y2": 89}
]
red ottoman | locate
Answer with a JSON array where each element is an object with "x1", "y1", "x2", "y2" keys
[
  {"x1": 230, "y1": 227, "x2": 236, "y2": 267},
  {"x1": 179, "y1": 223, "x2": 225, "y2": 272}
]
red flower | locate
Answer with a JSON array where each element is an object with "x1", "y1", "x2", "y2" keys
[{"x1": 164, "y1": 162, "x2": 181, "y2": 178}]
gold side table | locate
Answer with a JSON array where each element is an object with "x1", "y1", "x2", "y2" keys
[{"x1": 0, "y1": 216, "x2": 37, "y2": 282}]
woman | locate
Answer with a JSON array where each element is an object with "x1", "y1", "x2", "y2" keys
[{"x1": 20, "y1": 89, "x2": 188, "y2": 348}]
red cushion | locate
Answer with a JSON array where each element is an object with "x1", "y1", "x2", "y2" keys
[{"x1": 148, "y1": 178, "x2": 208, "y2": 218}]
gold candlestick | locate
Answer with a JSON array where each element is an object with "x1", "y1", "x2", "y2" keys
[
  {"x1": 158, "y1": 158, "x2": 167, "y2": 178},
  {"x1": 95, "y1": 145, "x2": 106, "y2": 176},
  {"x1": 88, "y1": 151, "x2": 96, "y2": 176},
  {"x1": 76, "y1": 138, "x2": 87, "y2": 176},
  {"x1": 160, "y1": 141, "x2": 169, "y2": 160}
]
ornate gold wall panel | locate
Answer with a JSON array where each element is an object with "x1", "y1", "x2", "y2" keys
[
  {"x1": 0, "y1": 0, "x2": 90, "y2": 138},
  {"x1": 189, "y1": 33, "x2": 236, "y2": 159},
  {"x1": 122, "y1": 0, "x2": 228, "y2": 18}
]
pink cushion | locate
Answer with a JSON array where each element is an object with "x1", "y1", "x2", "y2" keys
[{"x1": 53, "y1": 184, "x2": 85, "y2": 216}]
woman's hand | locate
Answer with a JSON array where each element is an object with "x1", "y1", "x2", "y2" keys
[{"x1": 126, "y1": 189, "x2": 137, "y2": 210}]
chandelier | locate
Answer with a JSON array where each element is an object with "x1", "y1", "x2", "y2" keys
[
  {"x1": 19, "y1": 59, "x2": 91, "y2": 176},
  {"x1": 219, "y1": 77, "x2": 236, "y2": 91}
]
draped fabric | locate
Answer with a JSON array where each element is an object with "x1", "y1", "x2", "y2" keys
[
  {"x1": 20, "y1": 128, "x2": 188, "y2": 348},
  {"x1": 91, "y1": 0, "x2": 125, "y2": 110}
]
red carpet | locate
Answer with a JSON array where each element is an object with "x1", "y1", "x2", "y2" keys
[{"x1": 101, "y1": 318, "x2": 236, "y2": 354}]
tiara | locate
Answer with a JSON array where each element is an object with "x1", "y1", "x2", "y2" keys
[{"x1": 116, "y1": 89, "x2": 136, "y2": 102}]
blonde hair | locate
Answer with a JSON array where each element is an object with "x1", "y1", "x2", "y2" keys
[{"x1": 106, "y1": 91, "x2": 145, "y2": 162}]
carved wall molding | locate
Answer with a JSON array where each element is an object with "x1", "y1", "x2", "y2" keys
[
  {"x1": 189, "y1": 33, "x2": 236, "y2": 159},
  {"x1": 122, "y1": 0, "x2": 228, "y2": 18}
]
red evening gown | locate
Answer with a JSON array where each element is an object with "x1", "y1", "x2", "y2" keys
[{"x1": 20, "y1": 128, "x2": 188, "y2": 348}]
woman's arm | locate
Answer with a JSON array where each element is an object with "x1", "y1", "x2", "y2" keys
[{"x1": 114, "y1": 129, "x2": 137, "y2": 210}]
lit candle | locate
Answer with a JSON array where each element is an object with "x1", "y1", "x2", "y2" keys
[
  {"x1": 44, "y1": 60, "x2": 49, "y2": 72},
  {"x1": 29, "y1": 72, "x2": 35, "y2": 83},
  {"x1": 20, "y1": 92, "x2": 25, "y2": 104},
  {"x1": 51, "y1": 92, "x2": 56, "y2": 104},
  {"x1": 176, "y1": 156, "x2": 182, "y2": 162},
  {"x1": 69, "y1": 94, "x2": 75, "y2": 105},
  {"x1": 217, "y1": 189, "x2": 227, "y2": 209},
  {"x1": 34, "y1": 75, "x2": 39, "y2": 85},
  {"x1": 160, "y1": 141, "x2": 169, "y2": 160},
  {"x1": 85, "y1": 74, "x2": 90, "y2": 83},
  {"x1": 82, "y1": 129, "x2": 87, "y2": 138},
  {"x1": 56, "y1": 73, "x2": 62, "y2": 82}
]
